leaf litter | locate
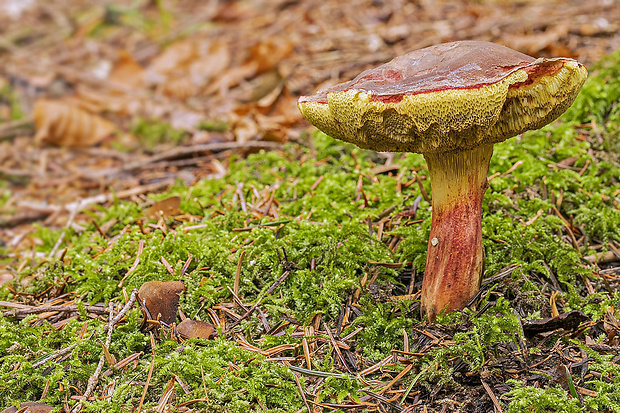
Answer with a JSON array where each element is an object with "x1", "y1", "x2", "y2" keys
[{"x1": 0, "y1": 0, "x2": 619, "y2": 412}]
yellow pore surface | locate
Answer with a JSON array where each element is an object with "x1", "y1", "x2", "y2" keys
[{"x1": 298, "y1": 60, "x2": 587, "y2": 154}]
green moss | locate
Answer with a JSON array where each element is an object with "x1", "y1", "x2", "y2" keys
[
  {"x1": 2, "y1": 51, "x2": 620, "y2": 412},
  {"x1": 505, "y1": 381, "x2": 581, "y2": 413},
  {"x1": 130, "y1": 117, "x2": 189, "y2": 150}
]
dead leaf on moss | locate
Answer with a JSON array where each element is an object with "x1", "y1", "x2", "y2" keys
[
  {"x1": 144, "y1": 196, "x2": 181, "y2": 218},
  {"x1": 1, "y1": 402, "x2": 54, "y2": 413},
  {"x1": 138, "y1": 280, "x2": 185, "y2": 329},
  {"x1": 33, "y1": 99, "x2": 116, "y2": 147},
  {"x1": 177, "y1": 319, "x2": 217, "y2": 340}
]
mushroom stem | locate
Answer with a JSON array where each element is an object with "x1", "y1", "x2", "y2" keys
[{"x1": 421, "y1": 143, "x2": 494, "y2": 321}]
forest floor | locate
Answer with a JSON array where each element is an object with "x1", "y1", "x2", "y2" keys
[{"x1": 0, "y1": 1, "x2": 619, "y2": 412}]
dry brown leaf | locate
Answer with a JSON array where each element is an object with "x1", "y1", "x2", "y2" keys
[
  {"x1": 247, "y1": 36, "x2": 295, "y2": 75},
  {"x1": 204, "y1": 36, "x2": 295, "y2": 97},
  {"x1": 145, "y1": 38, "x2": 233, "y2": 100},
  {"x1": 177, "y1": 319, "x2": 217, "y2": 340},
  {"x1": 1, "y1": 402, "x2": 54, "y2": 413},
  {"x1": 147, "y1": 39, "x2": 197, "y2": 80},
  {"x1": 33, "y1": 99, "x2": 116, "y2": 147},
  {"x1": 145, "y1": 196, "x2": 181, "y2": 218},
  {"x1": 109, "y1": 51, "x2": 145, "y2": 89},
  {"x1": 231, "y1": 86, "x2": 302, "y2": 143},
  {"x1": 190, "y1": 41, "x2": 231, "y2": 88},
  {"x1": 74, "y1": 84, "x2": 151, "y2": 117},
  {"x1": 0, "y1": 272, "x2": 13, "y2": 286},
  {"x1": 504, "y1": 24, "x2": 571, "y2": 55},
  {"x1": 138, "y1": 280, "x2": 185, "y2": 329}
]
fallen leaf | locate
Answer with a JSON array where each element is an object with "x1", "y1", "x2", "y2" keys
[
  {"x1": 138, "y1": 280, "x2": 185, "y2": 329},
  {"x1": 177, "y1": 319, "x2": 217, "y2": 340},
  {"x1": 33, "y1": 99, "x2": 116, "y2": 147},
  {"x1": 109, "y1": 51, "x2": 145, "y2": 89},
  {"x1": 1, "y1": 402, "x2": 54, "y2": 413},
  {"x1": 145, "y1": 196, "x2": 181, "y2": 218}
]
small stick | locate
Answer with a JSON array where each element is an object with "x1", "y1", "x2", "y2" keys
[
  {"x1": 292, "y1": 372, "x2": 311, "y2": 413},
  {"x1": 49, "y1": 200, "x2": 81, "y2": 259},
  {"x1": 72, "y1": 289, "x2": 138, "y2": 412},
  {"x1": 3, "y1": 304, "x2": 107, "y2": 318},
  {"x1": 415, "y1": 173, "x2": 430, "y2": 203},
  {"x1": 33, "y1": 334, "x2": 92, "y2": 369},
  {"x1": 377, "y1": 363, "x2": 413, "y2": 395},
  {"x1": 552, "y1": 205, "x2": 580, "y2": 249}
]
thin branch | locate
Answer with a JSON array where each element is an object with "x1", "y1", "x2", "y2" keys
[
  {"x1": 3, "y1": 304, "x2": 108, "y2": 318},
  {"x1": 72, "y1": 289, "x2": 138, "y2": 412}
]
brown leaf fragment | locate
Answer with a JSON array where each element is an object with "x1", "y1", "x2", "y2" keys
[
  {"x1": 246, "y1": 36, "x2": 295, "y2": 76},
  {"x1": 109, "y1": 51, "x2": 145, "y2": 89},
  {"x1": 144, "y1": 196, "x2": 181, "y2": 218},
  {"x1": 138, "y1": 280, "x2": 185, "y2": 329},
  {"x1": 1, "y1": 402, "x2": 54, "y2": 413},
  {"x1": 177, "y1": 319, "x2": 217, "y2": 340},
  {"x1": 523, "y1": 310, "x2": 590, "y2": 337},
  {"x1": 33, "y1": 99, "x2": 116, "y2": 147}
]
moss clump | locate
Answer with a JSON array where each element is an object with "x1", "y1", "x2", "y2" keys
[{"x1": 1, "y1": 51, "x2": 620, "y2": 412}]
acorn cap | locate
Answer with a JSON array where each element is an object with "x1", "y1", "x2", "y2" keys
[{"x1": 298, "y1": 41, "x2": 587, "y2": 154}]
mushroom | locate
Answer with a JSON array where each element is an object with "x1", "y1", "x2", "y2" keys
[{"x1": 297, "y1": 41, "x2": 587, "y2": 321}]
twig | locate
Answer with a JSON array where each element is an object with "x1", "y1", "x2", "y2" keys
[
  {"x1": 72, "y1": 289, "x2": 138, "y2": 412},
  {"x1": 323, "y1": 321, "x2": 352, "y2": 374},
  {"x1": 3, "y1": 304, "x2": 107, "y2": 318},
  {"x1": 552, "y1": 205, "x2": 580, "y2": 249},
  {"x1": 288, "y1": 365, "x2": 353, "y2": 379},
  {"x1": 83, "y1": 141, "x2": 283, "y2": 179},
  {"x1": 32, "y1": 334, "x2": 92, "y2": 369},
  {"x1": 234, "y1": 250, "x2": 246, "y2": 299},
  {"x1": 415, "y1": 173, "x2": 430, "y2": 204},
  {"x1": 64, "y1": 180, "x2": 174, "y2": 213},
  {"x1": 377, "y1": 363, "x2": 414, "y2": 395},
  {"x1": 105, "y1": 289, "x2": 139, "y2": 334},
  {"x1": 292, "y1": 372, "x2": 311, "y2": 413},
  {"x1": 584, "y1": 250, "x2": 617, "y2": 264},
  {"x1": 363, "y1": 390, "x2": 404, "y2": 412},
  {"x1": 0, "y1": 117, "x2": 33, "y2": 141}
]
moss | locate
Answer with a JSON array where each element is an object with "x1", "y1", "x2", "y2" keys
[
  {"x1": 505, "y1": 381, "x2": 581, "y2": 413},
  {"x1": 2, "y1": 51, "x2": 620, "y2": 411},
  {"x1": 130, "y1": 117, "x2": 189, "y2": 150}
]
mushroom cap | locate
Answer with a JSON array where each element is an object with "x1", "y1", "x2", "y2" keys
[{"x1": 298, "y1": 41, "x2": 587, "y2": 153}]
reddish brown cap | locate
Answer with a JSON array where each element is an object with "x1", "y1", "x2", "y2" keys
[{"x1": 298, "y1": 41, "x2": 587, "y2": 153}]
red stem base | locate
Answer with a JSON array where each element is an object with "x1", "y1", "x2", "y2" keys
[{"x1": 420, "y1": 144, "x2": 493, "y2": 321}]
